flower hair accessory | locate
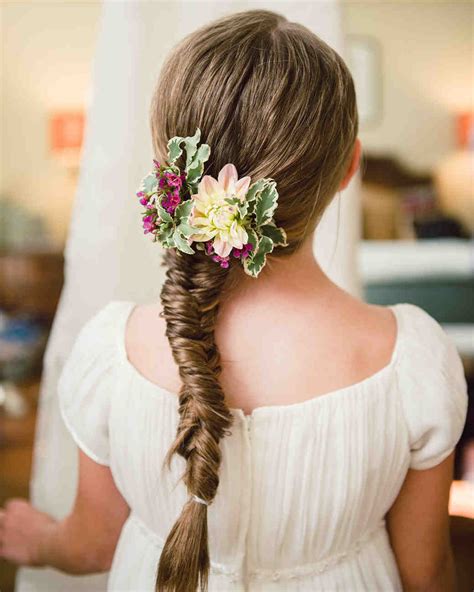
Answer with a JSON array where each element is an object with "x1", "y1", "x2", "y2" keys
[{"x1": 136, "y1": 128, "x2": 288, "y2": 278}]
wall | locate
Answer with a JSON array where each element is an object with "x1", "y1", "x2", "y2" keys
[
  {"x1": 1, "y1": 1, "x2": 101, "y2": 248},
  {"x1": 342, "y1": 0, "x2": 473, "y2": 174},
  {"x1": 1, "y1": 1, "x2": 472, "y2": 248}
]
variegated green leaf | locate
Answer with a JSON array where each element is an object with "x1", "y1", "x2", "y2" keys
[
  {"x1": 169, "y1": 164, "x2": 181, "y2": 175},
  {"x1": 167, "y1": 136, "x2": 184, "y2": 164},
  {"x1": 245, "y1": 179, "x2": 265, "y2": 202},
  {"x1": 186, "y1": 165, "x2": 202, "y2": 186},
  {"x1": 173, "y1": 228, "x2": 195, "y2": 254},
  {"x1": 245, "y1": 228, "x2": 259, "y2": 251},
  {"x1": 243, "y1": 235, "x2": 274, "y2": 278},
  {"x1": 177, "y1": 222, "x2": 197, "y2": 237},
  {"x1": 158, "y1": 224, "x2": 174, "y2": 244},
  {"x1": 183, "y1": 128, "x2": 201, "y2": 168},
  {"x1": 237, "y1": 200, "x2": 249, "y2": 218},
  {"x1": 160, "y1": 224, "x2": 176, "y2": 248},
  {"x1": 186, "y1": 143, "x2": 211, "y2": 185},
  {"x1": 255, "y1": 181, "x2": 278, "y2": 226},
  {"x1": 260, "y1": 223, "x2": 288, "y2": 247},
  {"x1": 192, "y1": 143, "x2": 210, "y2": 167},
  {"x1": 175, "y1": 199, "x2": 194, "y2": 221},
  {"x1": 186, "y1": 181, "x2": 199, "y2": 197},
  {"x1": 224, "y1": 197, "x2": 240, "y2": 206},
  {"x1": 246, "y1": 199, "x2": 256, "y2": 216},
  {"x1": 198, "y1": 143, "x2": 210, "y2": 161},
  {"x1": 142, "y1": 173, "x2": 158, "y2": 194},
  {"x1": 165, "y1": 235, "x2": 176, "y2": 248},
  {"x1": 157, "y1": 203, "x2": 173, "y2": 223}
]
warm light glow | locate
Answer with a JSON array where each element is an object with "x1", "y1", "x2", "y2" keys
[
  {"x1": 449, "y1": 480, "x2": 474, "y2": 518},
  {"x1": 50, "y1": 111, "x2": 84, "y2": 151},
  {"x1": 434, "y1": 150, "x2": 474, "y2": 233},
  {"x1": 49, "y1": 111, "x2": 85, "y2": 168},
  {"x1": 457, "y1": 111, "x2": 474, "y2": 149}
]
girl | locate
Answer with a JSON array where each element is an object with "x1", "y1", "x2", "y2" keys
[{"x1": 0, "y1": 8, "x2": 468, "y2": 592}]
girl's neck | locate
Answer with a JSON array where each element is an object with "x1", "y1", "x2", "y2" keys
[{"x1": 222, "y1": 233, "x2": 336, "y2": 308}]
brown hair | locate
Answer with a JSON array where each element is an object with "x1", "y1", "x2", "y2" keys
[{"x1": 151, "y1": 8, "x2": 358, "y2": 591}]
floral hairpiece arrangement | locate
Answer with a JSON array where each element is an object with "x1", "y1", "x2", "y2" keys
[{"x1": 136, "y1": 128, "x2": 288, "y2": 278}]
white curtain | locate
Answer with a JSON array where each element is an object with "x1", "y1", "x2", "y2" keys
[{"x1": 16, "y1": 2, "x2": 360, "y2": 590}]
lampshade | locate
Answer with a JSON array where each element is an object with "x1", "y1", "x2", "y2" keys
[
  {"x1": 434, "y1": 111, "x2": 474, "y2": 234},
  {"x1": 49, "y1": 111, "x2": 85, "y2": 168}
]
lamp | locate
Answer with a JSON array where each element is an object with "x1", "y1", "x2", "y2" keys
[
  {"x1": 434, "y1": 111, "x2": 474, "y2": 235},
  {"x1": 49, "y1": 110, "x2": 85, "y2": 169}
]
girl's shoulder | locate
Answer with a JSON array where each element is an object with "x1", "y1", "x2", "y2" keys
[
  {"x1": 393, "y1": 302, "x2": 464, "y2": 375},
  {"x1": 57, "y1": 300, "x2": 136, "y2": 465},
  {"x1": 392, "y1": 302, "x2": 468, "y2": 470}
]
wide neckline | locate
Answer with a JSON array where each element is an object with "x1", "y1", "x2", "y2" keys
[{"x1": 117, "y1": 301, "x2": 402, "y2": 420}]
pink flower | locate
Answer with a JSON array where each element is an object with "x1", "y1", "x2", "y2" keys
[
  {"x1": 164, "y1": 171, "x2": 182, "y2": 188},
  {"x1": 212, "y1": 254, "x2": 230, "y2": 268},
  {"x1": 162, "y1": 190, "x2": 181, "y2": 214},
  {"x1": 143, "y1": 215, "x2": 156, "y2": 234},
  {"x1": 232, "y1": 242, "x2": 253, "y2": 259},
  {"x1": 188, "y1": 163, "x2": 251, "y2": 258}
]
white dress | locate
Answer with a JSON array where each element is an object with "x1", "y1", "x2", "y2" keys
[{"x1": 58, "y1": 300, "x2": 469, "y2": 592}]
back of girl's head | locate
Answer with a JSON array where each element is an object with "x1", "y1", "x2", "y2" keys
[{"x1": 150, "y1": 9, "x2": 358, "y2": 591}]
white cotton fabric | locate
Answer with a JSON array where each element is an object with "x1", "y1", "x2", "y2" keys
[{"x1": 57, "y1": 300, "x2": 468, "y2": 591}]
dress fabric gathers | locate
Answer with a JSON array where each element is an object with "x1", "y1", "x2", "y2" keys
[{"x1": 58, "y1": 300, "x2": 468, "y2": 591}]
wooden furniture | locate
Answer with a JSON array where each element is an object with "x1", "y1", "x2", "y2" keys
[{"x1": 0, "y1": 250, "x2": 64, "y2": 319}]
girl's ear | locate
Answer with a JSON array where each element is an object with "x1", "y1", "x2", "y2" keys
[{"x1": 338, "y1": 138, "x2": 362, "y2": 191}]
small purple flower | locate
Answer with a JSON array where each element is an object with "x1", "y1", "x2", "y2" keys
[
  {"x1": 159, "y1": 177, "x2": 167, "y2": 189},
  {"x1": 212, "y1": 254, "x2": 230, "y2": 268},
  {"x1": 139, "y1": 196, "x2": 149, "y2": 206},
  {"x1": 164, "y1": 171, "x2": 182, "y2": 188},
  {"x1": 206, "y1": 241, "x2": 231, "y2": 267},
  {"x1": 161, "y1": 190, "x2": 181, "y2": 214},
  {"x1": 136, "y1": 191, "x2": 145, "y2": 198},
  {"x1": 143, "y1": 214, "x2": 156, "y2": 234},
  {"x1": 241, "y1": 242, "x2": 253, "y2": 258},
  {"x1": 232, "y1": 242, "x2": 253, "y2": 259}
]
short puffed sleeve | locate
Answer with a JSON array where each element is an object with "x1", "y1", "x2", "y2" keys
[
  {"x1": 396, "y1": 303, "x2": 469, "y2": 471},
  {"x1": 58, "y1": 300, "x2": 131, "y2": 465}
]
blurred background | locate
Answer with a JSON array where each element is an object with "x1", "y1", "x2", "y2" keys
[{"x1": 0, "y1": 1, "x2": 473, "y2": 591}]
